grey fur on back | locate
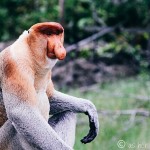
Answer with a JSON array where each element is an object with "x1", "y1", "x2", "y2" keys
[{"x1": 0, "y1": 89, "x2": 99, "y2": 150}]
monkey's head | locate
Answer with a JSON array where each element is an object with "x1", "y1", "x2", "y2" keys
[{"x1": 27, "y1": 22, "x2": 66, "y2": 68}]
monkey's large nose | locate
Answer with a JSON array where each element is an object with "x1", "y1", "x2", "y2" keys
[
  {"x1": 47, "y1": 35, "x2": 66, "y2": 60},
  {"x1": 47, "y1": 44, "x2": 66, "y2": 60},
  {"x1": 54, "y1": 46, "x2": 66, "y2": 60}
]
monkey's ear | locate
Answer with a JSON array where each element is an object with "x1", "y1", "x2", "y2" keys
[{"x1": 30, "y1": 22, "x2": 64, "y2": 35}]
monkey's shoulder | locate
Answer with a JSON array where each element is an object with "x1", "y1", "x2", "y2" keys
[
  {"x1": 0, "y1": 47, "x2": 31, "y2": 81},
  {"x1": 0, "y1": 47, "x2": 17, "y2": 79}
]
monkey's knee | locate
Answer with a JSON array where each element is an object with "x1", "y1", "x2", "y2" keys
[{"x1": 49, "y1": 111, "x2": 76, "y2": 127}]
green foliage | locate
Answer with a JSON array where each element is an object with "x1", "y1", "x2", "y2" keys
[
  {"x1": 0, "y1": 0, "x2": 150, "y2": 69},
  {"x1": 66, "y1": 73, "x2": 150, "y2": 150},
  {"x1": 0, "y1": 0, "x2": 58, "y2": 41},
  {"x1": 0, "y1": 0, "x2": 149, "y2": 41}
]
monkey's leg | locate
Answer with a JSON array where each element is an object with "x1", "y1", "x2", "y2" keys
[
  {"x1": 48, "y1": 111, "x2": 77, "y2": 148},
  {"x1": 0, "y1": 113, "x2": 76, "y2": 150},
  {"x1": 2, "y1": 91, "x2": 72, "y2": 150}
]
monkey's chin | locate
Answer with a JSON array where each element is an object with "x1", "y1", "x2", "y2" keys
[{"x1": 47, "y1": 57, "x2": 58, "y2": 69}]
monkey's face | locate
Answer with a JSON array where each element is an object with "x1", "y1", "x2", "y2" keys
[{"x1": 27, "y1": 22, "x2": 66, "y2": 67}]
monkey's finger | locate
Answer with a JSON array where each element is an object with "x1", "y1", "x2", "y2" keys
[
  {"x1": 80, "y1": 122, "x2": 97, "y2": 144},
  {"x1": 81, "y1": 130, "x2": 95, "y2": 144},
  {"x1": 81, "y1": 102, "x2": 99, "y2": 144}
]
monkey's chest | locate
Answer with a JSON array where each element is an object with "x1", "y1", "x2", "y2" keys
[{"x1": 37, "y1": 92, "x2": 50, "y2": 121}]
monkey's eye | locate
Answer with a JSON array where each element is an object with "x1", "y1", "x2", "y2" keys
[
  {"x1": 56, "y1": 31, "x2": 59, "y2": 35},
  {"x1": 46, "y1": 32, "x2": 51, "y2": 36}
]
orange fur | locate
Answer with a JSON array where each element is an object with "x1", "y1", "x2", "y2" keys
[
  {"x1": 31, "y1": 22, "x2": 64, "y2": 35},
  {"x1": 0, "y1": 22, "x2": 66, "y2": 125},
  {"x1": 2, "y1": 49, "x2": 36, "y2": 106},
  {"x1": 28, "y1": 22, "x2": 66, "y2": 61}
]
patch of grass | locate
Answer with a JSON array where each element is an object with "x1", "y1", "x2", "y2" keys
[{"x1": 65, "y1": 73, "x2": 150, "y2": 150}]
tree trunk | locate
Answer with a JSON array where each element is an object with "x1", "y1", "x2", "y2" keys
[{"x1": 59, "y1": 0, "x2": 65, "y2": 25}]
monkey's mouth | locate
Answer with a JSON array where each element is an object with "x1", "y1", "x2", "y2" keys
[
  {"x1": 47, "y1": 46, "x2": 66, "y2": 60},
  {"x1": 47, "y1": 52, "x2": 57, "y2": 59}
]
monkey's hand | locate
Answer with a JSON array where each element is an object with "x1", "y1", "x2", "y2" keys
[
  {"x1": 50, "y1": 90, "x2": 99, "y2": 144},
  {"x1": 81, "y1": 101, "x2": 99, "y2": 144}
]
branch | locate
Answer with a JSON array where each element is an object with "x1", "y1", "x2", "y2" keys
[
  {"x1": 124, "y1": 28, "x2": 150, "y2": 33},
  {"x1": 98, "y1": 109, "x2": 150, "y2": 117},
  {"x1": 66, "y1": 27, "x2": 114, "y2": 52},
  {"x1": 130, "y1": 95, "x2": 150, "y2": 102},
  {"x1": 83, "y1": 26, "x2": 150, "y2": 33},
  {"x1": 79, "y1": 84, "x2": 150, "y2": 102},
  {"x1": 89, "y1": 0, "x2": 106, "y2": 26},
  {"x1": 77, "y1": 109, "x2": 149, "y2": 126}
]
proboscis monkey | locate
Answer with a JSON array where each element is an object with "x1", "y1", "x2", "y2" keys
[{"x1": 0, "y1": 22, "x2": 99, "y2": 150}]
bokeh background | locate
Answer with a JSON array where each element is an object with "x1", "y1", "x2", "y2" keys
[{"x1": 0, "y1": 0, "x2": 150, "y2": 149}]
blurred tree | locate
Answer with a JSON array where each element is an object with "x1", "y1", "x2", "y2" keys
[
  {"x1": 0, "y1": 0, "x2": 150, "y2": 69},
  {"x1": 59, "y1": 0, "x2": 65, "y2": 25},
  {"x1": 0, "y1": 0, "x2": 59, "y2": 41}
]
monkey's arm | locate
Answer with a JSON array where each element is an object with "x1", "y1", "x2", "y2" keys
[
  {"x1": 49, "y1": 90, "x2": 99, "y2": 144},
  {"x1": 2, "y1": 81, "x2": 72, "y2": 150}
]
